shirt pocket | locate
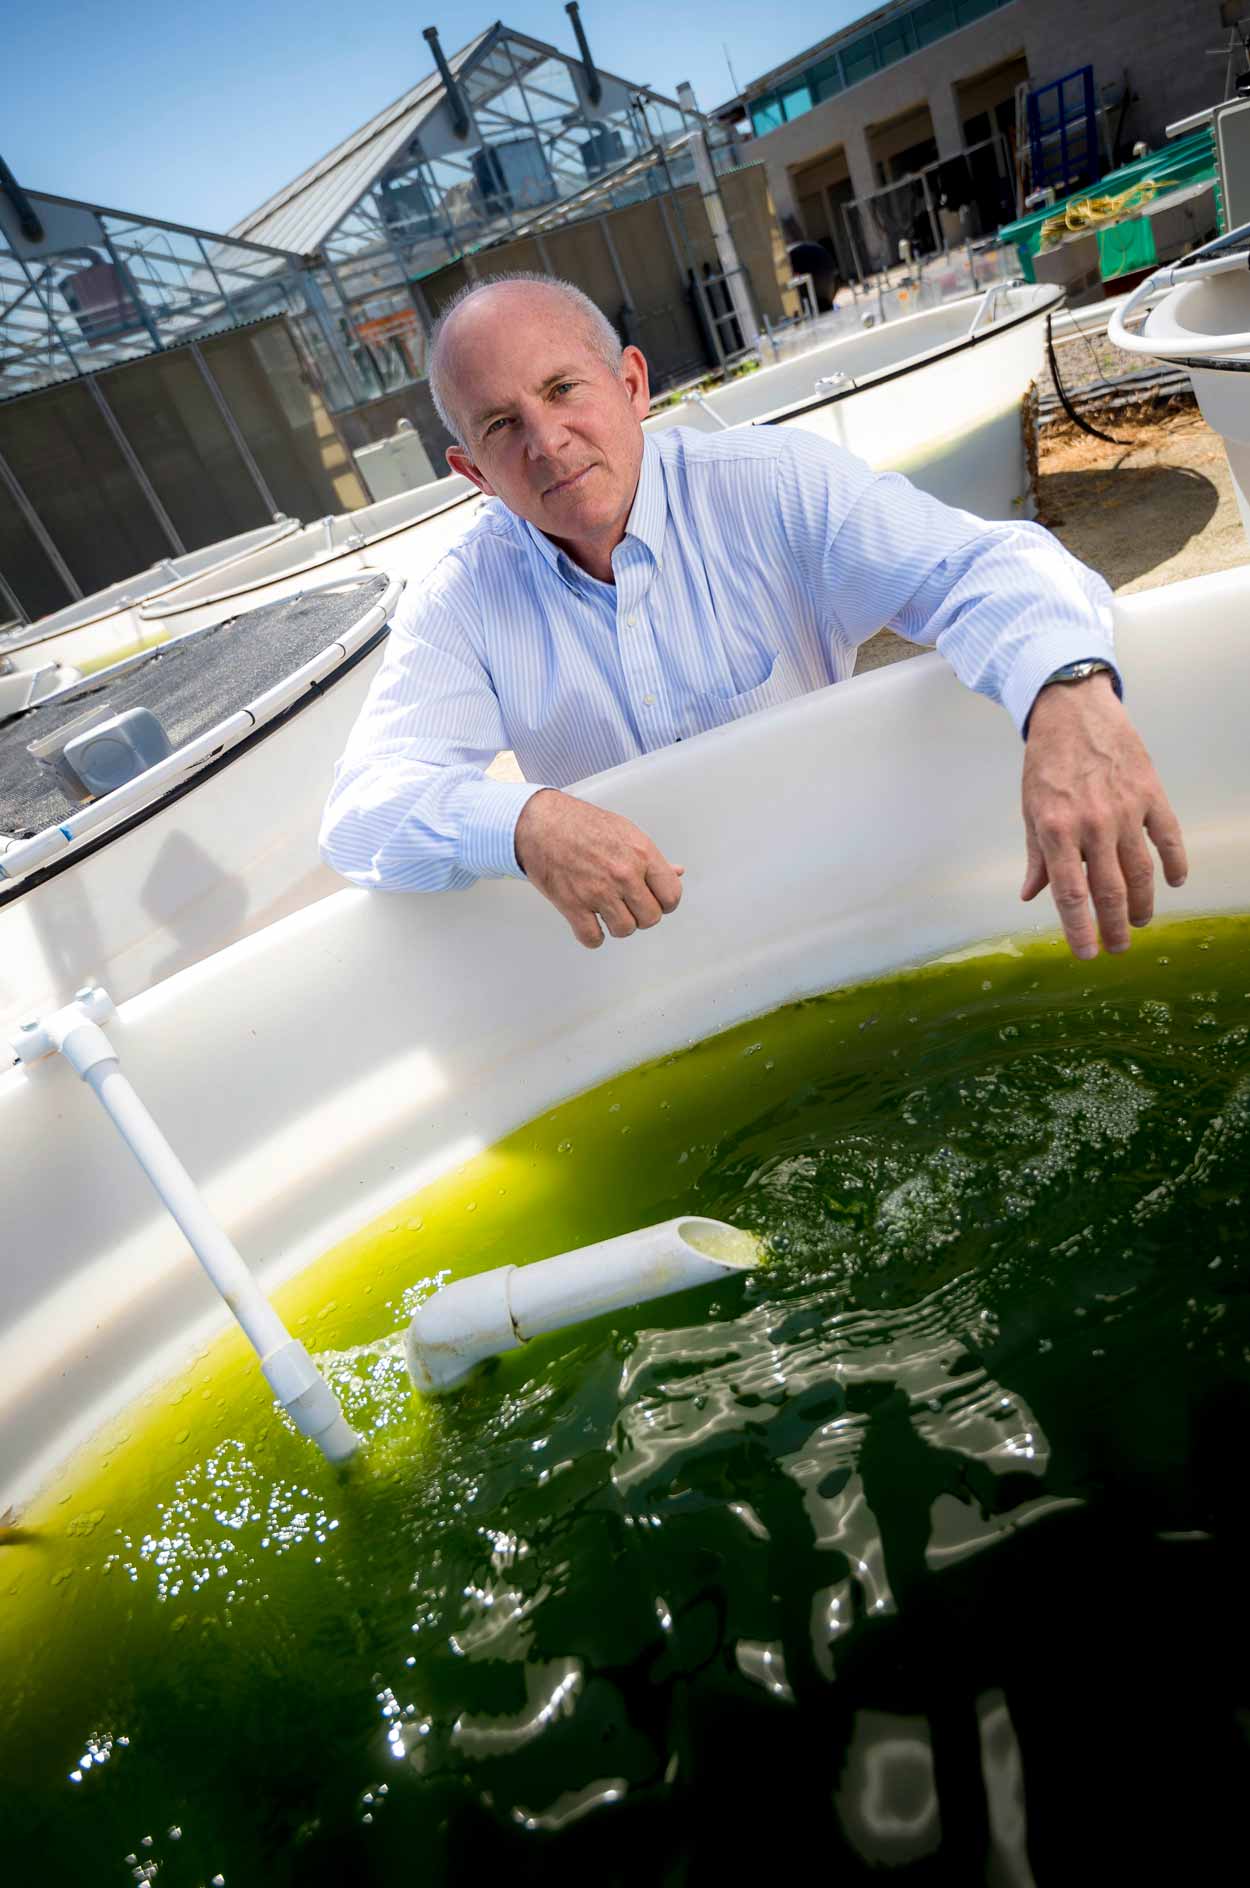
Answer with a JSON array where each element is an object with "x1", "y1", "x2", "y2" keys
[{"x1": 682, "y1": 644, "x2": 808, "y2": 736}]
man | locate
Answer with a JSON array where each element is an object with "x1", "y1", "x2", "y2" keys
[{"x1": 320, "y1": 274, "x2": 1187, "y2": 961}]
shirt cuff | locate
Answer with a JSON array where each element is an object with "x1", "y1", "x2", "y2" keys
[
  {"x1": 1001, "y1": 625, "x2": 1122, "y2": 738},
  {"x1": 459, "y1": 778, "x2": 549, "y2": 880}
]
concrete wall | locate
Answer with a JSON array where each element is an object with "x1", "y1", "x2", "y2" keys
[
  {"x1": 741, "y1": 0, "x2": 1226, "y2": 258},
  {"x1": 0, "y1": 318, "x2": 365, "y2": 623}
]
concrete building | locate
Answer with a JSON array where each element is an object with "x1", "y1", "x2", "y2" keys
[{"x1": 714, "y1": 0, "x2": 1236, "y2": 273}]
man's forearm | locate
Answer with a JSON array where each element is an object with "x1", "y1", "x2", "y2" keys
[
  {"x1": 318, "y1": 757, "x2": 544, "y2": 892},
  {"x1": 892, "y1": 518, "x2": 1118, "y2": 733}
]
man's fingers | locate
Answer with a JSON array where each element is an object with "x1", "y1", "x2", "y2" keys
[
  {"x1": 563, "y1": 904, "x2": 604, "y2": 949},
  {"x1": 623, "y1": 881, "x2": 665, "y2": 931},
  {"x1": 1145, "y1": 798, "x2": 1189, "y2": 888},
  {"x1": 598, "y1": 896, "x2": 638, "y2": 940},
  {"x1": 1118, "y1": 831, "x2": 1156, "y2": 929},
  {"x1": 1085, "y1": 839, "x2": 1131, "y2": 953},
  {"x1": 1042, "y1": 834, "x2": 1100, "y2": 960},
  {"x1": 1020, "y1": 822, "x2": 1049, "y2": 903},
  {"x1": 646, "y1": 858, "x2": 684, "y2": 915}
]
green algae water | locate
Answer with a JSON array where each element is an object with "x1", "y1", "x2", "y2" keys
[{"x1": 6, "y1": 914, "x2": 1250, "y2": 1884}]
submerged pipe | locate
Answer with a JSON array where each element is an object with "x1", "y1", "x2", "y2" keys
[
  {"x1": 423, "y1": 26, "x2": 471, "y2": 138},
  {"x1": 565, "y1": 3, "x2": 603, "y2": 106},
  {"x1": 406, "y1": 1217, "x2": 758, "y2": 1392}
]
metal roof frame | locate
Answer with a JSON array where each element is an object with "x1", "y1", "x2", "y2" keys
[{"x1": 226, "y1": 20, "x2": 698, "y2": 261}]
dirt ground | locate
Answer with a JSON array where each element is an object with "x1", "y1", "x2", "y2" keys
[{"x1": 854, "y1": 398, "x2": 1245, "y2": 675}]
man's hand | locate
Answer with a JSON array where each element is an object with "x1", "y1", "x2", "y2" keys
[
  {"x1": 514, "y1": 790, "x2": 684, "y2": 949},
  {"x1": 1021, "y1": 674, "x2": 1188, "y2": 960}
]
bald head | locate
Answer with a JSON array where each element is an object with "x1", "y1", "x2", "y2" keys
[{"x1": 428, "y1": 274, "x2": 624, "y2": 445}]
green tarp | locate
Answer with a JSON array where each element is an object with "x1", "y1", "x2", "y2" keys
[{"x1": 997, "y1": 128, "x2": 1217, "y2": 282}]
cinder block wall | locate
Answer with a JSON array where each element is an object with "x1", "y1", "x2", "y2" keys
[{"x1": 743, "y1": 0, "x2": 1226, "y2": 254}]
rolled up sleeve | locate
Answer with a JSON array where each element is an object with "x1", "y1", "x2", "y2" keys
[{"x1": 776, "y1": 433, "x2": 1118, "y2": 735}]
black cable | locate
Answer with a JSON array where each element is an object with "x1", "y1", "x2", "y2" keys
[{"x1": 1046, "y1": 310, "x2": 1128, "y2": 445}]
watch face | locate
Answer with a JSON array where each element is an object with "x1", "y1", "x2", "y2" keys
[{"x1": 1050, "y1": 660, "x2": 1111, "y2": 684}]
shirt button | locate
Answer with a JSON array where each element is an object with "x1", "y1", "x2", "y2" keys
[
  {"x1": 626, "y1": 614, "x2": 636, "y2": 626},
  {"x1": 643, "y1": 693, "x2": 655, "y2": 706}
]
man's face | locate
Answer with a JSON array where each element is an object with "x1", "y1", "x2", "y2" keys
[{"x1": 442, "y1": 288, "x2": 650, "y2": 555}]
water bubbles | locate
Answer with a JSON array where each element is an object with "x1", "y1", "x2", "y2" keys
[{"x1": 557, "y1": 1141, "x2": 573, "y2": 1155}]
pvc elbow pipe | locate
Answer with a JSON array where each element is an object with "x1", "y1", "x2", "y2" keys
[
  {"x1": 11, "y1": 985, "x2": 361, "y2": 1465},
  {"x1": 405, "y1": 1216, "x2": 759, "y2": 1394}
]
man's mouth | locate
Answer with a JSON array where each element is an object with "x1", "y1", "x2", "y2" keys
[{"x1": 543, "y1": 464, "x2": 595, "y2": 498}]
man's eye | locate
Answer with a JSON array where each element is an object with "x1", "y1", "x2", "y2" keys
[
  {"x1": 553, "y1": 381, "x2": 575, "y2": 395},
  {"x1": 485, "y1": 416, "x2": 510, "y2": 436}
]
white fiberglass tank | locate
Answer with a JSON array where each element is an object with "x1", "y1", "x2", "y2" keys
[
  {"x1": 0, "y1": 573, "x2": 400, "y2": 1032},
  {"x1": 0, "y1": 518, "x2": 302, "y2": 676},
  {"x1": 1108, "y1": 225, "x2": 1250, "y2": 541},
  {"x1": 645, "y1": 283, "x2": 1062, "y2": 520},
  {"x1": 1, "y1": 560, "x2": 1247, "y2": 1514},
  {"x1": 140, "y1": 470, "x2": 479, "y2": 639}
]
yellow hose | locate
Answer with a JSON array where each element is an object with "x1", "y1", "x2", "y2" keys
[{"x1": 1039, "y1": 179, "x2": 1162, "y2": 249}]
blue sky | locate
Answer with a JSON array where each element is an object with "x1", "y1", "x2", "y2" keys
[{"x1": 4, "y1": 0, "x2": 865, "y2": 236}]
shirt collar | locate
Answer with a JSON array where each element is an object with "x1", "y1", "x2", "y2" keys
[{"x1": 519, "y1": 435, "x2": 667, "y2": 583}]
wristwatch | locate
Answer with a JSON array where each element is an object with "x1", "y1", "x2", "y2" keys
[
  {"x1": 1041, "y1": 658, "x2": 1117, "y2": 689},
  {"x1": 1023, "y1": 658, "x2": 1118, "y2": 738}
]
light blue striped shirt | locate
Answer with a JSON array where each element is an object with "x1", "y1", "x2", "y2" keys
[{"x1": 320, "y1": 425, "x2": 1115, "y2": 891}]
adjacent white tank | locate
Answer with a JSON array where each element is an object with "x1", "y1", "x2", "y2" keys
[
  {"x1": 645, "y1": 284, "x2": 1062, "y2": 519},
  {"x1": 0, "y1": 519, "x2": 302, "y2": 675},
  {"x1": 140, "y1": 473, "x2": 479, "y2": 638},
  {"x1": 1109, "y1": 232, "x2": 1250, "y2": 541},
  {"x1": 0, "y1": 576, "x2": 399, "y2": 1032}
]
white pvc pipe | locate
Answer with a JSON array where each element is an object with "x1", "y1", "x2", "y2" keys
[
  {"x1": 683, "y1": 389, "x2": 732, "y2": 430},
  {"x1": 967, "y1": 285, "x2": 998, "y2": 337},
  {"x1": 13, "y1": 992, "x2": 360, "y2": 1464},
  {"x1": 405, "y1": 1216, "x2": 759, "y2": 1393}
]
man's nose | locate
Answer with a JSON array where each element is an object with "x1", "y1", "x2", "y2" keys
[{"x1": 522, "y1": 402, "x2": 572, "y2": 461}]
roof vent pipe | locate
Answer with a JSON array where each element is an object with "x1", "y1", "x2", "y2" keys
[
  {"x1": 423, "y1": 26, "x2": 471, "y2": 138},
  {"x1": 0, "y1": 154, "x2": 44, "y2": 245},
  {"x1": 564, "y1": 2, "x2": 602, "y2": 107}
]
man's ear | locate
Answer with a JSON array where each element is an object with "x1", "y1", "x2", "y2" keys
[
  {"x1": 446, "y1": 444, "x2": 497, "y2": 496},
  {"x1": 621, "y1": 344, "x2": 651, "y2": 420}
]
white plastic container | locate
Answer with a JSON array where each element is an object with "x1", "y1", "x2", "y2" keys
[
  {"x1": 1108, "y1": 234, "x2": 1250, "y2": 540},
  {"x1": 354, "y1": 422, "x2": 439, "y2": 501},
  {"x1": 645, "y1": 284, "x2": 1062, "y2": 519},
  {"x1": 2, "y1": 561, "x2": 1247, "y2": 1514},
  {"x1": 140, "y1": 473, "x2": 478, "y2": 638},
  {"x1": 0, "y1": 519, "x2": 302, "y2": 675}
]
